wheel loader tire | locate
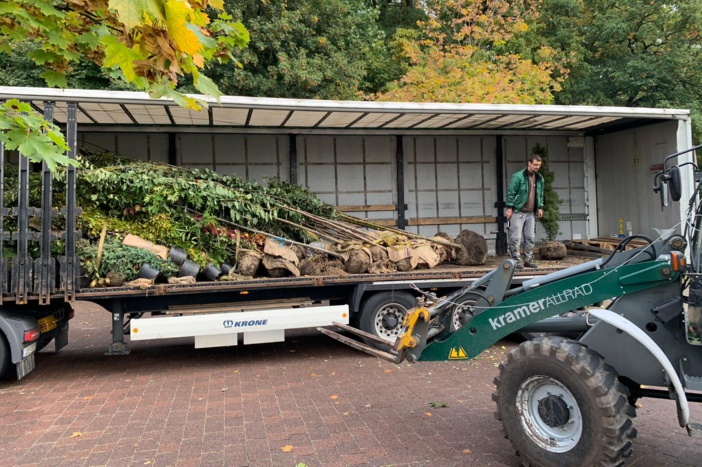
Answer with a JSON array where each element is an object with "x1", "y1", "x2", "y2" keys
[
  {"x1": 359, "y1": 291, "x2": 416, "y2": 349},
  {"x1": 493, "y1": 336, "x2": 637, "y2": 467}
]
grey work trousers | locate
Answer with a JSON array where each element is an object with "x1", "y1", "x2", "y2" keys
[{"x1": 508, "y1": 211, "x2": 536, "y2": 261}]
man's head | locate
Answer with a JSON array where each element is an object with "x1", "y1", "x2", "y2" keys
[{"x1": 527, "y1": 155, "x2": 542, "y2": 174}]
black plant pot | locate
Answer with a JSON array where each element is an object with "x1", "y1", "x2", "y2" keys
[
  {"x1": 168, "y1": 247, "x2": 188, "y2": 266},
  {"x1": 202, "y1": 263, "x2": 222, "y2": 281},
  {"x1": 138, "y1": 263, "x2": 160, "y2": 280},
  {"x1": 178, "y1": 259, "x2": 200, "y2": 278}
]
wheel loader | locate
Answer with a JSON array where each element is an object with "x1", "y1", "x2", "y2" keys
[{"x1": 320, "y1": 145, "x2": 702, "y2": 466}]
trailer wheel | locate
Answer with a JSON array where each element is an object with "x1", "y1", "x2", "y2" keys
[
  {"x1": 432, "y1": 292, "x2": 481, "y2": 341},
  {"x1": 359, "y1": 291, "x2": 416, "y2": 348},
  {"x1": 493, "y1": 337, "x2": 636, "y2": 467},
  {"x1": 0, "y1": 333, "x2": 10, "y2": 379}
]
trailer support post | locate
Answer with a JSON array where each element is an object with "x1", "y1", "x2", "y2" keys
[
  {"x1": 395, "y1": 135, "x2": 407, "y2": 230},
  {"x1": 106, "y1": 299, "x2": 130, "y2": 355},
  {"x1": 35, "y1": 101, "x2": 57, "y2": 304},
  {"x1": 495, "y1": 136, "x2": 508, "y2": 256}
]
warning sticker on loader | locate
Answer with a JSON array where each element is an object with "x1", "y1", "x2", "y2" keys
[{"x1": 448, "y1": 346, "x2": 468, "y2": 359}]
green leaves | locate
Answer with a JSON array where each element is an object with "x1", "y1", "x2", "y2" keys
[
  {"x1": 0, "y1": 100, "x2": 76, "y2": 172},
  {"x1": 40, "y1": 69, "x2": 68, "y2": 88},
  {"x1": 109, "y1": 0, "x2": 163, "y2": 30},
  {"x1": 100, "y1": 35, "x2": 148, "y2": 83},
  {"x1": 1, "y1": 0, "x2": 251, "y2": 169},
  {"x1": 76, "y1": 151, "x2": 334, "y2": 263}
]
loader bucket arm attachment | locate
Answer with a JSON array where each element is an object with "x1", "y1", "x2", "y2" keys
[{"x1": 412, "y1": 259, "x2": 678, "y2": 361}]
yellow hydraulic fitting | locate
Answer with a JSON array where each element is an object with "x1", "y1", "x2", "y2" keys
[{"x1": 396, "y1": 307, "x2": 430, "y2": 350}]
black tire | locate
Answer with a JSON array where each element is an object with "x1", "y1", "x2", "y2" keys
[
  {"x1": 0, "y1": 333, "x2": 10, "y2": 379},
  {"x1": 359, "y1": 291, "x2": 417, "y2": 348},
  {"x1": 493, "y1": 337, "x2": 636, "y2": 467}
]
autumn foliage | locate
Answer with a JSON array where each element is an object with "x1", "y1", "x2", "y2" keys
[
  {"x1": 0, "y1": 0, "x2": 249, "y2": 108},
  {"x1": 373, "y1": 0, "x2": 566, "y2": 104}
]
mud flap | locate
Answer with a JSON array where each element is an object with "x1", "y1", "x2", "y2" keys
[{"x1": 16, "y1": 353, "x2": 35, "y2": 380}]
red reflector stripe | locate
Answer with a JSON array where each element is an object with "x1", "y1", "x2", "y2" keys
[
  {"x1": 671, "y1": 252, "x2": 685, "y2": 271},
  {"x1": 24, "y1": 328, "x2": 40, "y2": 343}
]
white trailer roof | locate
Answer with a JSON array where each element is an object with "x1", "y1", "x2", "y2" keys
[{"x1": 0, "y1": 86, "x2": 690, "y2": 134}]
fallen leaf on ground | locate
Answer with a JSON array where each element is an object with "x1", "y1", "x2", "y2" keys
[
  {"x1": 463, "y1": 449, "x2": 472, "y2": 454},
  {"x1": 70, "y1": 432, "x2": 82, "y2": 438},
  {"x1": 424, "y1": 412, "x2": 432, "y2": 417},
  {"x1": 281, "y1": 445, "x2": 294, "y2": 453},
  {"x1": 384, "y1": 369, "x2": 392, "y2": 373},
  {"x1": 330, "y1": 395, "x2": 338, "y2": 400}
]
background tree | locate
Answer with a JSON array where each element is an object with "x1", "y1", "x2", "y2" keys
[
  {"x1": 371, "y1": 0, "x2": 567, "y2": 103},
  {"x1": 542, "y1": 0, "x2": 702, "y2": 142},
  {"x1": 361, "y1": 0, "x2": 426, "y2": 94},
  {"x1": 207, "y1": 0, "x2": 385, "y2": 99}
]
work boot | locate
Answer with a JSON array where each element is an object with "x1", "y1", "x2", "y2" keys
[
  {"x1": 512, "y1": 258, "x2": 523, "y2": 270},
  {"x1": 524, "y1": 258, "x2": 538, "y2": 268}
]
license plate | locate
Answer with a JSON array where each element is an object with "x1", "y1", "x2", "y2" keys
[
  {"x1": 16, "y1": 353, "x2": 35, "y2": 380},
  {"x1": 37, "y1": 315, "x2": 58, "y2": 333},
  {"x1": 22, "y1": 342, "x2": 36, "y2": 358}
]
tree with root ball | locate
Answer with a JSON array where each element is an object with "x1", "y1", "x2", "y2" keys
[{"x1": 532, "y1": 143, "x2": 561, "y2": 241}]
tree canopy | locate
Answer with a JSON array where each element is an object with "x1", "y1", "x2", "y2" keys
[{"x1": 371, "y1": 0, "x2": 566, "y2": 103}]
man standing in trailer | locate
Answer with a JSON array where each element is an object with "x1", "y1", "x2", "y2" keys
[{"x1": 505, "y1": 155, "x2": 544, "y2": 269}]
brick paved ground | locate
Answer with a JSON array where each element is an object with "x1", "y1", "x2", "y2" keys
[{"x1": 1, "y1": 303, "x2": 701, "y2": 467}]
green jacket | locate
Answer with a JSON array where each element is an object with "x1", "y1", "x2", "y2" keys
[{"x1": 506, "y1": 168, "x2": 544, "y2": 213}]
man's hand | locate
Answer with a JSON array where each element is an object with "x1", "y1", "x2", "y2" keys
[
  {"x1": 506, "y1": 207, "x2": 513, "y2": 220},
  {"x1": 537, "y1": 208, "x2": 543, "y2": 218}
]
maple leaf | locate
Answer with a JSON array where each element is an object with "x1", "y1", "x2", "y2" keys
[
  {"x1": 109, "y1": 0, "x2": 164, "y2": 30},
  {"x1": 40, "y1": 70, "x2": 67, "y2": 88},
  {"x1": 193, "y1": 73, "x2": 221, "y2": 102},
  {"x1": 100, "y1": 35, "x2": 147, "y2": 82},
  {"x1": 164, "y1": 0, "x2": 201, "y2": 55}
]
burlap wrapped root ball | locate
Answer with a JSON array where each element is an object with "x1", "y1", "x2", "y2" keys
[
  {"x1": 300, "y1": 255, "x2": 347, "y2": 276},
  {"x1": 539, "y1": 241, "x2": 567, "y2": 260},
  {"x1": 237, "y1": 250, "x2": 262, "y2": 277},
  {"x1": 432, "y1": 231, "x2": 456, "y2": 262},
  {"x1": 344, "y1": 249, "x2": 372, "y2": 274},
  {"x1": 454, "y1": 230, "x2": 488, "y2": 266},
  {"x1": 368, "y1": 259, "x2": 397, "y2": 274},
  {"x1": 369, "y1": 245, "x2": 388, "y2": 262}
]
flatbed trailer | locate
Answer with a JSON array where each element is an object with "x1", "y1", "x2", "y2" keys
[{"x1": 3, "y1": 254, "x2": 557, "y2": 380}]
